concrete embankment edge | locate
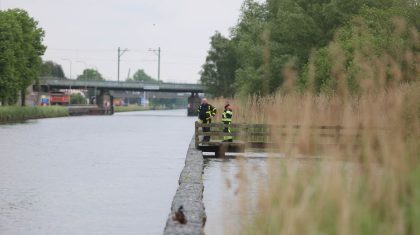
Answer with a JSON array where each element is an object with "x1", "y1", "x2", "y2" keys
[{"x1": 163, "y1": 137, "x2": 206, "y2": 235}]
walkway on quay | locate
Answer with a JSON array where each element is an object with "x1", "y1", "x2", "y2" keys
[{"x1": 163, "y1": 138, "x2": 206, "y2": 235}]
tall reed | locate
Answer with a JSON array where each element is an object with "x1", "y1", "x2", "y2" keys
[
  {"x1": 213, "y1": 20, "x2": 420, "y2": 235},
  {"x1": 230, "y1": 84, "x2": 419, "y2": 235}
]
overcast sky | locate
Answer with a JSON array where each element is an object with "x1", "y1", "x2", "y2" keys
[{"x1": 1, "y1": 0, "x2": 245, "y2": 83}]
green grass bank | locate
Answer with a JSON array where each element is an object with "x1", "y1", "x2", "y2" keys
[{"x1": 0, "y1": 106, "x2": 69, "y2": 123}]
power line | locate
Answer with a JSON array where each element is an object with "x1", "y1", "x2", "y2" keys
[
  {"x1": 47, "y1": 48, "x2": 115, "y2": 52},
  {"x1": 47, "y1": 48, "x2": 150, "y2": 53},
  {"x1": 46, "y1": 48, "x2": 204, "y2": 57}
]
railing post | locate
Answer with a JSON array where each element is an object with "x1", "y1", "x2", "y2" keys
[{"x1": 245, "y1": 125, "x2": 249, "y2": 143}]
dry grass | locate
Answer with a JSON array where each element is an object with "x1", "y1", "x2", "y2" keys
[
  {"x1": 231, "y1": 85, "x2": 420, "y2": 235},
  {"x1": 208, "y1": 23, "x2": 420, "y2": 235}
]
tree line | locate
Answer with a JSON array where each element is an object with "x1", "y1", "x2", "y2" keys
[
  {"x1": 200, "y1": 0, "x2": 420, "y2": 97},
  {"x1": 0, "y1": 8, "x2": 159, "y2": 106},
  {"x1": 0, "y1": 9, "x2": 46, "y2": 105},
  {"x1": 39, "y1": 61, "x2": 158, "y2": 83}
]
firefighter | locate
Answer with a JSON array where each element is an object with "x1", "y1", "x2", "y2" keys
[
  {"x1": 222, "y1": 103, "x2": 233, "y2": 142},
  {"x1": 198, "y1": 98, "x2": 217, "y2": 142}
]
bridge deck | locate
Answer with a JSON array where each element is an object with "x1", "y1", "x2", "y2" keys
[{"x1": 35, "y1": 78, "x2": 204, "y2": 93}]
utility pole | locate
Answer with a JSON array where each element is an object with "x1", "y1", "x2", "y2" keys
[
  {"x1": 149, "y1": 47, "x2": 161, "y2": 82},
  {"x1": 118, "y1": 47, "x2": 128, "y2": 82}
]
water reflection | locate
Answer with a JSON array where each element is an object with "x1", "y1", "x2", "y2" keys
[
  {"x1": 203, "y1": 156, "x2": 270, "y2": 235},
  {"x1": 203, "y1": 154, "x2": 358, "y2": 234}
]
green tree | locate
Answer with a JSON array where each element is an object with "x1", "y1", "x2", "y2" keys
[
  {"x1": 0, "y1": 11, "x2": 20, "y2": 105},
  {"x1": 0, "y1": 9, "x2": 46, "y2": 105},
  {"x1": 77, "y1": 69, "x2": 104, "y2": 81},
  {"x1": 70, "y1": 93, "x2": 87, "y2": 104},
  {"x1": 11, "y1": 9, "x2": 46, "y2": 105},
  {"x1": 127, "y1": 69, "x2": 157, "y2": 83},
  {"x1": 40, "y1": 60, "x2": 65, "y2": 79},
  {"x1": 200, "y1": 0, "x2": 419, "y2": 97},
  {"x1": 232, "y1": 0, "x2": 269, "y2": 96},
  {"x1": 302, "y1": 0, "x2": 420, "y2": 94},
  {"x1": 200, "y1": 32, "x2": 238, "y2": 97}
]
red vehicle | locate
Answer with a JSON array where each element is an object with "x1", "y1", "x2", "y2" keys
[{"x1": 50, "y1": 92, "x2": 70, "y2": 105}]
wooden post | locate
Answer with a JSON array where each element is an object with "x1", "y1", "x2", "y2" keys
[
  {"x1": 217, "y1": 148, "x2": 221, "y2": 158},
  {"x1": 244, "y1": 125, "x2": 249, "y2": 145},
  {"x1": 195, "y1": 121, "x2": 199, "y2": 149},
  {"x1": 215, "y1": 146, "x2": 226, "y2": 158}
]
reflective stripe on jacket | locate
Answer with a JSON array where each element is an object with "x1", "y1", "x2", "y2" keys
[
  {"x1": 222, "y1": 109, "x2": 233, "y2": 124},
  {"x1": 198, "y1": 104, "x2": 217, "y2": 121}
]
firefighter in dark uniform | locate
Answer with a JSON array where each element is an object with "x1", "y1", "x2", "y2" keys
[
  {"x1": 198, "y1": 98, "x2": 217, "y2": 142},
  {"x1": 222, "y1": 103, "x2": 233, "y2": 142}
]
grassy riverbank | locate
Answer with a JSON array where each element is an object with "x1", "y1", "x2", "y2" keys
[{"x1": 0, "y1": 106, "x2": 69, "y2": 123}]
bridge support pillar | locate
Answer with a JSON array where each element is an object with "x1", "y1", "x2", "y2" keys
[
  {"x1": 187, "y1": 92, "x2": 201, "y2": 116},
  {"x1": 97, "y1": 90, "x2": 114, "y2": 115}
]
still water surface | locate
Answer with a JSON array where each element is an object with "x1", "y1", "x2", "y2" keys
[
  {"x1": 0, "y1": 109, "x2": 195, "y2": 235},
  {"x1": 203, "y1": 155, "x2": 357, "y2": 234},
  {"x1": 203, "y1": 157, "x2": 269, "y2": 235}
]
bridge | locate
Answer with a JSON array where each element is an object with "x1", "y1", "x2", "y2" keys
[
  {"x1": 32, "y1": 78, "x2": 204, "y2": 116},
  {"x1": 34, "y1": 78, "x2": 205, "y2": 93}
]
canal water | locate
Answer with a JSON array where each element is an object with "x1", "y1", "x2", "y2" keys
[
  {"x1": 202, "y1": 155, "x2": 359, "y2": 234},
  {"x1": 203, "y1": 156, "x2": 270, "y2": 235},
  {"x1": 0, "y1": 109, "x2": 196, "y2": 235}
]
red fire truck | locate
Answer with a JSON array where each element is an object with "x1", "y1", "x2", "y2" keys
[{"x1": 50, "y1": 92, "x2": 70, "y2": 105}]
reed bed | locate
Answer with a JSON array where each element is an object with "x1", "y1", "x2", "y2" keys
[
  {"x1": 0, "y1": 106, "x2": 69, "y2": 123},
  {"x1": 206, "y1": 26, "x2": 420, "y2": 235},
  {"x1": 225, "y1": 84, "x2": 420, "y2": 235}
]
